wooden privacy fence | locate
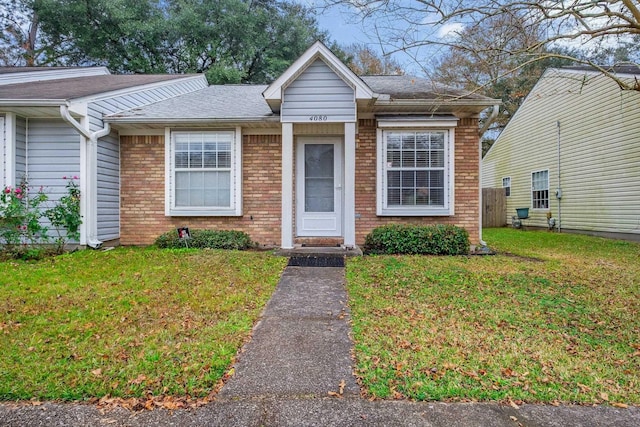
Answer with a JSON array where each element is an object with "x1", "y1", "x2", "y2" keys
[{"x1": 482, "y1": 188, "x2": 507, "y2": 228}]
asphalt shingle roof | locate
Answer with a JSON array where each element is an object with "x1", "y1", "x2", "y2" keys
[
  {"x1": 0, "y1": 74, "x2": 198, "y2": 100},
  {"x1": 106, "y1": 85, "x2": 274, "y2": 121},
  {"x1": 361, "y1": 75, "x2": 491, "y2": 100}
]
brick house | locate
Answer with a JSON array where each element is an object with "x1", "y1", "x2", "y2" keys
[{"x1": 2, "y1": 42, "x2": 499, "y2": 250}]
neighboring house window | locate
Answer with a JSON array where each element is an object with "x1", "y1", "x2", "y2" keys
[
  {"x1": 166, "y1": 129, "x2": 242, "y2": 216},
  {"x1": 531, "y1": 170, "x2": 549, "y2": 209},
  {"x1": 502, "y1": 177, "x2": 511, "y2": 197},
  {"x1": 377, "y1": 124, "x2": 455, "y2": 216}
]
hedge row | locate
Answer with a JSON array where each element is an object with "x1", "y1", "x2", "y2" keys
[
  {"x1": 363, "y1": 224, "x2": 469, "y2": 255},
  {"x1": 155, "y1": 229, "x2": 254, "y2": 250}
]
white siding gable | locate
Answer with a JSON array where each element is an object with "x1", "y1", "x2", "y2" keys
[{"x1": 281, "y1": 59, "x2": 355, "y2": 123}]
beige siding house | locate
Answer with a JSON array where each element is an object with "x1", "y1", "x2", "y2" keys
[{"x1": 482, "y1": 67, "x2": 640, "y2": 239}]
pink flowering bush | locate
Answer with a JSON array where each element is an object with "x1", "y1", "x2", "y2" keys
[
  {"x1": 0, "y1": 182, "x2": 49, "y2": 253},
  {"x1": 0, "y1": 177, "x2": 82, "y2": 258},
  {"x1": 44, "y1": 177, "x2": 81, "y2": 251}
]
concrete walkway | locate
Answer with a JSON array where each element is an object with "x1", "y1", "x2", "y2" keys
[
  {"x1": 1, "y1": 263, "x2": 639, "y2": 426},
  {"x1": 217, "y1": 266, "x2": 359, "y2": 399}
]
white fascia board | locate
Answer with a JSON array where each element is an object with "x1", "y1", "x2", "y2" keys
[
  {"x1": 104, "y1": 116, "x2": 280, "y2": 125},
  {"x1": 262, "y1": 41, "x2": 374, "y2": 102},
  {"x1": 0, "y1": 67, "x2": 110, "y2": 86},
  {"x1": 375, "y1": 99, "x2": 500, "y2": 108},
  {"x1": 0, "y1": 99, "x2": 66, "y2": 106},
  {"x1": 69, "y1": 75, "x2": 208, "y2": 105},
  {"x1": 378, "y1": 119, "x2": 460, "y2": 128}
]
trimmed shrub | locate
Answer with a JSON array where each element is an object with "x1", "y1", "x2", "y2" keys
[
  {"x1": 363, "y1": 224, "x2": 470, "y2": 255},
  {"x1": 155, "y1": 229, "x2": 254, "y2": 250}
]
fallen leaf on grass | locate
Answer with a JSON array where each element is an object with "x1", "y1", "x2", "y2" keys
[
  {"x1": 91, "y1": 368, "x2": 102, "y2": 377},
  {"x1": 612, "y1": 403, "x2": 628, "y2": 409},
  {"x1": 129, "y1": 374, "x2": 146, "y2": 385}
]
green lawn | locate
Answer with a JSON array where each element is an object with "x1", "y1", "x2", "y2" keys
[
  {"x1": 0, "y1": 247, "x2": 286, "y2": 401},
  {"x1": 347, "y1": 228, "x2": 640, "y2": 405}
]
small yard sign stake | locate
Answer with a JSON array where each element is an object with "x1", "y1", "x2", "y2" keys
[{"x1": 177, "y1": 227, "x2": 191, "y2": 248}]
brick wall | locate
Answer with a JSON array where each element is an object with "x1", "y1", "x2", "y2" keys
[
  {"x1": 120, "y1": 134, "x2": 282, "y2": 246},
  {"x1": 120, "y1": 120, "x2": 481, "y2": 246},
  {"x1": 354, "y1": 118, "x2": 480, "y2": 244}
]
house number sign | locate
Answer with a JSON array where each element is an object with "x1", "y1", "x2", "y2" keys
[{"x1": 309, "y1": 115, "x2": 328, "y2": 121}]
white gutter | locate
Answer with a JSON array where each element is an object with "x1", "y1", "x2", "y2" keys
[{"x1": 60, "y1": 103, "x2": 110, "y2": 249}]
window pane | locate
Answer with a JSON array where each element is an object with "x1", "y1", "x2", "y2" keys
[
  {"x1": 190, "y1": 171, "x2": 204, "y2": 189},
  {"x1": 189, "y1": 151, "x2": 203, "y2": 168},
  {"x1": 430, "y1": 170, "x2": 444, "y2": 188},
  {"x1": 387, "y1": 133, "x2": 401, "y2": 150},
  {"x1": 203, "y1": 152, "x2": 217, "y2": 168},
  {"x1": 175, "y1": 152, "x2": 189, "y2": 168},
  {"x1": 430, "y1": 133, "x2": 444, "y2": 150},
  {"x1": 305, "y1": 144, "x2": 334, "y2": 212},
  {"x1": 175, "y1": 171, "x2": 189, "y2": 189},
  {"x1": 401, "y1": 170, "x2": 415, "y2": 188},
  {"x1": 175, "y1": 188, "x2": 189, "y2": 206},
  {"x1": 388, "y1": 150, "x2": 401, "y2": 167},
  {"x1": 415, "y1": 133, "x2": 429, "y2": 149},
  {"x1": 387, "y1": 188, "x2": 400, "y2": 206},
  {"x1": 388, "y1": 171, "x2": 400, "y2": 187},
  {"x1": 416, "y1": 150, "x2": 428, "y2": 167},
  {"x1": 402, "y1": 189, "x2": 416, "y2": 205},
  {"x1": 402, "y1": 150, "x2": 416, "y2": 168},
  {"x1": 217, "y1": 152, "x2": 231, "y2": 168},
  {"x1": 401, "y1": 134, "x2": 415, "y2": 150},
  {"x1": 430, "y1": 149, "x2": 444, "y2": 167},
  {"x1": 416, "y1": 170, "x2": 428, "y2": 186},
  {"x1": 430, "y1": 188, "x2": 444, "y2": 206}
]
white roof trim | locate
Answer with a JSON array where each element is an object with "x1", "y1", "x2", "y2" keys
[
  {"x1": 0, "y1": 67, "x2": 110, "y2": 86},
  {"x1": 262, "y1": 41, "x2": 374, "y2": 102},
  {"x1": 69, "y1": 75, "x2": 207, "y2": 104}
]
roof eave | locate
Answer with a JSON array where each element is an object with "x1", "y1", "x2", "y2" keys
[
  {"x1": 104, "y1": 116, "x2": 280, "y2": 124},
  {"x1": 0, "y1": 99, "x2": 67, "y2": 106}
]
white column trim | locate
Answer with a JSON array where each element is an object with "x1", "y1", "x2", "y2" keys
[
  {"x1": 4, "y1": 113, "x2": 16, "y2": 187},
  {"x1": 235, "y1": 126, "x2": 243, "y2": 216},
  {"x1": 281, "y1": 123, "x2": 294, "y2": 249},
  {"x1": 164, "y1": 127, "x2": 171, "y2": 216},
  {"x1": 344, "y1": 122, "x2": 356, "y2": 248}
]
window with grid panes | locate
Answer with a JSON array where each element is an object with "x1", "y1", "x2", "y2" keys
[
  {"x1": 169, "y1": 130, "x2": 239, "y2": 215},
  {"x1": 531, "y1": 170, "x2": 549, "y2": 209},
  {"x1": 383, "y1": 130, "x2": 447, "y2": 211},
  {"x1": 502, "y1": 177, "x2": 511, "y2": 197}
]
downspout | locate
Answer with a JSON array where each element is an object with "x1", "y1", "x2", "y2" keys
[
  {"x1": 556, "y1": 121, "x2": 562, "y2": 232},
  {"x1": 478, "y1": 104, "x2": 500, "y2": 247},
  {"x1": 60, "y1": 104, "x2": 111, "y2": 249}
]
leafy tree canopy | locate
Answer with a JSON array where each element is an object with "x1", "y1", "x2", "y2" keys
[{"x1": 1, "y1": 0, "x2": 336, "y2": 84}]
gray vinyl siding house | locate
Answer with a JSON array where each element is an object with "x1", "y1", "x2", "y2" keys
[
  {"x1": 482, "y1": 66, "x2": 640, "y2": 239},
  {"x1": 0, "y1": 68, "x2": 207, "y2": 246}
]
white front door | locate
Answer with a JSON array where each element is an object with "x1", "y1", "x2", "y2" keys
[{"x1": 296, "y1": 137, "x2": 343, "y2": 237}]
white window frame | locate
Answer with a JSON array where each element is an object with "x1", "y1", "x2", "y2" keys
[
  {"x1": 165, "y1": 127, "x2": 242, "y2": 216},
  {"x1": 531, "y1": 169, "x2": 549, "y2": 210},
  {"x1": 502, "y1": 176, "x2": 511, "y2": 197},
  {"x1": 376, "y1": 119, "x2": 456, "y2": 216}
]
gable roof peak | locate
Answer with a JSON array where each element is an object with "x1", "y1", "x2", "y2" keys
[{"x1": 262, "y1": 40, "x2": 374, "y2": 111}]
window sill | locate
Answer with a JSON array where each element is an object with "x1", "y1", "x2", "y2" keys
[
  {"x1": 378, "y1": 207, "x2": 453, "y2": 217},
  {"x1": 168, "y1": 209, "x2": 241, "y2": 217}
]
